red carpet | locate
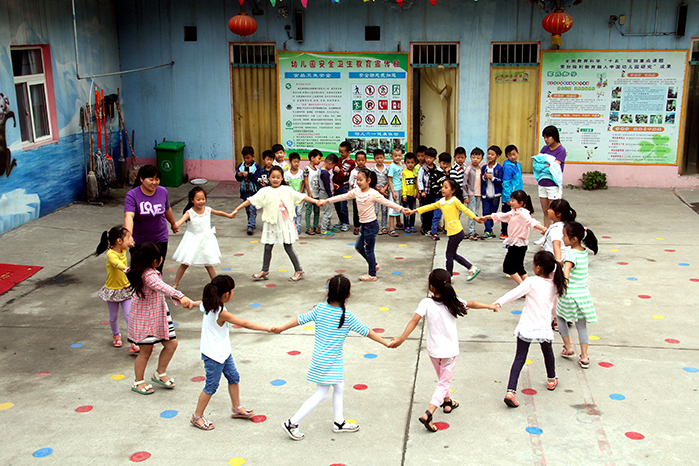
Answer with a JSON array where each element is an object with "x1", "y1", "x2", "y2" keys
[{"x1": 0, "y1": 264, "x2": 43, "y2": 295}]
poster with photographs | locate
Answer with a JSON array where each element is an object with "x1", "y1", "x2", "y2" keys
[{"x1": 539, "y1": 50, "x2": 688, "y2": 165}]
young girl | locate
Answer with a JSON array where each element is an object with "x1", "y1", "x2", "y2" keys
[
  {"x1": 190, "y1": 275, "x2": 271, "y2": 430},
  {"x1": 482, "y1": 190, "x2": 547, "y2": 285},
  {"x1": 557, "y1": 222, "x2": 598, "y2": 369},
  {"x1": 493, "y1": 251, "x2": 567, "y2": 408},
  {"x1": 410, "y1": 179, "x2": 481, "y2": 281},
  {"x1": 319, "y1": 169, "x2": 406, "y2": 281},
  {"x1": 272, "y1": 274, "x2": 389, "y2": 440},
  {"x1": 126, "y1": 243, "x2": 194, "y2": 395},
  {"x1": 389, "y1": 269, "x2": 496, "y2": 432},
  {"x1": 348, "y1": 151, "x2": 367, "y2": 235},
  {"x1": 172, "y1": 187, "x2": 232, "y2": 289},
  {"x1": 542, "y1": 199, "x2": 576, "y2": 262},
  {"x1": 95, "y1": 226, "x2": 137, "y2": 352},
  {"x1": 232, "y1": 166, "x2": 320, "y2": 281}
]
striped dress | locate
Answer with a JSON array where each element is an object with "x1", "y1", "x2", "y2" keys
[
  {"x1": 556, "y1": 249, "x2": 596, "y2": 323},
  {"x1": 298, "y1": 303, "x2": 370, "y2": 385}
]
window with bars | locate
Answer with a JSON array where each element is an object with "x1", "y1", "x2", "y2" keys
[
  {"x1": 491, "y1": 42, "x2": 539, "y2": 66},
  {"x1": 11, "y1": 46, "x2": 53, "y2": 144},
  {"x1": 230, "y1": 44, "x2": 276, "y2": 67},
  {"x1": 411, "y1": 43, "x2": 459, "y2": 67},
  {"x1": 691, "y1": 39, "x2": 699, "y2": 64}
]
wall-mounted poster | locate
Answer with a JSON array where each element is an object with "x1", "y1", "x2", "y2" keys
[
  {"x1": 278, "y1": 52, "x2": 409, "y2": 158},
  {"x1": 539, "y1": 50, "x2": 688, "y2": 165}
]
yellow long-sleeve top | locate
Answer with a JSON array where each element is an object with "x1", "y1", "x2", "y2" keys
[
  {"x1": 105, "y1": 249, "x2": 131, "y2": 290},
  {"x1": 416, "y1": 197, "x2": 476, "y2": 236}
]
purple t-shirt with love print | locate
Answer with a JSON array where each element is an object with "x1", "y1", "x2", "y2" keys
[{"x1": 124, "y1": 185, "x2": 171, "y2": 245}]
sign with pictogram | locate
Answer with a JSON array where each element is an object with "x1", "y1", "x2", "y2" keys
[
  {"x1": 378, "y1": 84, "x2": 389, "y2": 96},
  {"x1": 365, "y1": 114, "x2": 375, "y2": 125},
  {"x1": 365, "y1": 85, "x2": 375, "y2": 96},
  {"x1": 378, "y1": 115, "x2": 388, "y2": 126},
  {"x1": 365, "y1": 100, "x2": 375, "y2": 111},
  {"x1": 352, "y1": 114, "x2": 363, "y2": 125},
  {"x1": 391, "y1": 100, "x2": 401, "y2": 111},
  {"x1": 378, "y1": 100, "x2": 388, "y2": 111},
  {"x1": 390, "y1": 115, "x2": 401, "y2": 125}
]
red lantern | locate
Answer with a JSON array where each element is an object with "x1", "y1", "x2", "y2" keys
[
  {"x1": 228, "y1": 13, "x2": 258, "y2": 37},
  {"x1": 542, "y1": 11, "x2": 573, "y2": 46}
]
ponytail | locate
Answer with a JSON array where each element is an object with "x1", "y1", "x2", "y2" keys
[
  {"x1": 202, "y1": 275, "x2": 235, "y2": 314},
  {"x1": 428, "y1": 269, "x2": 468, "y2": 318},
  {"x1": 533, "y1": 251, "x2": 567, "y2": 297},
  {"x1": 126, "y1": 243, "x2": 162, "y2": 298},
  {"x1": 565, "y1": 221, "x2": 598, "y2": 255},
  {"x1": 95, "y1": 226, "x2": 129, "y2": 255},
  {"x1": 443, "y1": 178, "x2": 464, "y2": 203},
  {"x1": 549, "y1": 199, "x2": 576, "y2": 222},
  {"x1": 510, "y1": 190, "x2": 534, "y2": 214},
  {"x1": 327, "y1": 274, "x2": 351, "y2": 328}
]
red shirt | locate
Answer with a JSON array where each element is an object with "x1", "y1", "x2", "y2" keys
[{"x1": 333, "y1": 156, "x2": 356, "y2": 186}]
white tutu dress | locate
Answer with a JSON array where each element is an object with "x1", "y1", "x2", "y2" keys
[{"x1": 172, "y1": 207, "x2": 221, "y2": 266}]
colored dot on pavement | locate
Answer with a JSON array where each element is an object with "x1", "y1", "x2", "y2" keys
[
  {"x1": 625, "y1": 432, "x2": 645, "y2": 440},
  {"x1": 287, "y1": 351, "x2": 301, "y2": 356},
  {"x1": 33, "y1": 448, "x2": 53, "y2": 458},
  {"x1": 638, "y1": 295, "x2": 651, "y2": 299},
  {"x1": 0, "y1": 403, "x2": 14, "y2": 410},
  {"x1": 372, "y1": 328, "x2": 385, "y2": 333},
  {"x1": 222, "y1": 268, "x2": 232, "y2": 271},
  {"x1": 399, "y1": 244, "x2": 407, "y2": 247},
  {"x1": 589, "y1": 335, "x2": 600, "y2": 341},
  {"x1": 655, "y1": 237, "x2": 664, "y2": 240},
  {"x1": 100, "y1": 321, "x2": 109, "y2": 325},
  {"x1": 598, "y1": 362, "x2": 614, "y2": 368},
  {"x1": 129, "y1": 451, "x2": 151, "y2": 462},
  {"x1": 270, "y1": 379, "x2": 287, "y2": 386},
  {"x1": 665, "y1": 249, "x2": 676, "y2": 252},
  {"x1": 353, "y1": 384, "x2": 368, "y2": 390},
  {"x1": 70, "y1": 343, "x2": 83, "y2": 348},
  {"x1": 228, "y1": 458, "x2": 247, "y2": 466},
  {"x1": 111, "y1": 374, "x2": 125, "y2": 380},
  {"x1": 521, "y1": 388, "x2": 537, "y2": 395},
  {"x1": 602, "y1": 236, "x2": 611, "y2": 239},
  {"x1": 610, "y1": 248, "x2": 619, "y2": 252},
  {"x1": 683, "y1": 367, "x2": 699, "y2": 373},
  {"x1": 385, "y1": 288, "x2": 396, "y2": 292},
  {"x1": 75, "y1": 405, "x2": 93, "y2": 413},
  {"x1": 609, "y1": 394, "x2": 625, "y2": 401},
  {"x1": 335, "y1": 270, "x2": 345, "y2": 273},
  {"x1": 233, "y1": 325, "x2": 242, "y2": 329},
  {"x1": 234, "y1": 253, "x2": 245, "y2": 256},
  {"x1": 434, "y1": 422, "x2": 450, "y2": 430},
  {"x1": 526, "y1": 427, "x2": 543, "y2": 435},
  {"x1": 250, "y1": 415, "x2": 266, "y2": 423},
  {"x1": 679, "y1": 263, "x2": 690, "y2": 266},
  {"x1": 379, "y1": 307, "x2": 390, "y2": 311},
  {"x1": 453, "y1": 272, "x2": 460, "y2": 276},
  {"x1": 364, "y1": 353, "x2": 377, "y2": 359},
  {"x1": 524, "y1": 359, "x2": 533, "y2": 365},
  {"x1": 278, "y1": 269, "x2": 287, "y2": 272},
  {"x1": 392, "y1": 271, "x2": 401, "y2": 275},
  {"x1": 665, "y1": 339, "x2": 680, "y2": 344},
  {"x1": 160, "y1": 410, "x2": 178, "y2": 418},
  {"x1": 166, "y1": 268, "x2": 176, "y2": 272},
  {"x1": 172, "y1": 322, "x2": 179, "y2": 327},
  {"x1": 265, "y1": 284, "x2": 276, "y2": 288},
  {"x1": 191, "y1": 376, "x2": 205, "y2": 382},
  {"x1": 35, "y1": 372, "x2": 50, "y2": 377},
  {"x1": 627, "y1": 277, "x2": 638, "y2": 281},
  {"x1": 299, "y1": 242, "x2": 307, "y2": 245},
  {"x1": 618, "y1": 262, "x2": 628, "y2": 265},
  {"x1": 690, "y1": 278, "x2": 699, "y2": 282},
  {"x1": 343, "y1": 255, "x2": 352, "y2": 259},
  {"x1": 652, "y1": 315, "x2": 665, "y2": 320},
  {"x1": 511, "y1": 310, "x2": 522, "y2": 315},
  {"x1": 250, "y1": 240, "x2": 258, "y2": 244},
  {"x1": 302, "y1": 325, "x2": 315, "y2": 330},
  {"x1": 346, "y1": 242, "x2": 354, "y2": 246},
  {"x1": 346, "y1": 418, "x2": 357, "y2": 424},
  {"x1": 249, "y1": 303, "x2": 261, "y2": 308},
  {"x1": 395, "y1": 257, "x2": 404, "y2": 260}
]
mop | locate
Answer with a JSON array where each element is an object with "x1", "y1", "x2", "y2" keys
[{"x1": 86, "y1": 101, "x2": 99, "y2": 201}]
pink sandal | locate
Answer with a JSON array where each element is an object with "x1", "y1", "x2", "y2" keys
[
  {"x1": 504, "y1": 391, "x2": 519, "y2": 408},
  {"x1": 561, "y1": 345, "x2": 575, "y2": 357},
  {"x1": 112, "y1": 334, "x2": 123, "y2": 348},
  {"x1": 191, "y1": 414, "x2": 215, "y2": 430}
]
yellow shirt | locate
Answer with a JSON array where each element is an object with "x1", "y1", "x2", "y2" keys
[
  {"x1": 105, "y1": 249, "x2": 131, "y2": 290},
  {"x1": 417, "y1": 197, "x2": 476, "y2": 236},
  {"x1": 402, "y1": 168, "x2": 417, "y2": 197}
]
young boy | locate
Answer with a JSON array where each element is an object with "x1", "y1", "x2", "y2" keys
[
  {"x1": 417, "y1": 147, "x2": 438, "y2": 236},
  {"x1": 285, "y1": 152, "x2": 305, "y2": 233},
  {"x1": 401, "y1": 152, "x2": 418, "y2": 233},
  {"x1": 451, "y1": 146, "x2": 467, "y2": 189},
  {"x1": 234, "y1": 145, "x2": 261, "y2": 235},
  {"x1": 259, "y1": 150, "x2": 275, "y2": 188},
  {"x1": 272, "y1": 143, "x2": 290, "y2": 172},
  {"x1": 501, "y1": 144, "x2": 524, "y2": 239},
  {"x1": 318, "y1": 153, "x2": 338, "y2": 236},
  {"x1": 465, "y1": 147, "x2": 485, "y2": 240},
  {"x1": 348, "y1": 151, "x2": 367, "y2": 235},
  {"x1": 303, "y1": 150, "x2": 323, "y2": 235},
  {"x1": 371, "y1": 149, "x2": 390, "y2": 234},
  {"x1": 480, "y1": 145, "x2": 503, "y2": 239},
  {"x1": 387, "y1": 147, "x2": 404, "y2": 236},
  {"x1": 415, "y1": 145, "x2": 427, "y2": 176},
  {"x1": 332, "y1": 141, "x2": 356, "y2": 232}
]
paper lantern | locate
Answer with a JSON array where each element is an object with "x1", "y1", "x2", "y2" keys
[
  {"x1": 396, "y1": 0, "x2": 403, "y2": 5},
  {"x1": 228, "y1": 13, "x2": 258, "y2": 37},
  {"x1": 301, "y1": 0, "x2": 307, "y2": 7},
  {"x1": 542, "y1": 11, "x2": 573, "y2": 46}
]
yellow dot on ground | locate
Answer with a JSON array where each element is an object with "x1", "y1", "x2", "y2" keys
[
  {"x1": 343, "y1": 255, "x2": 352, "y2": 259},
  {"x1": 652, "y1": 315, "x2": 665, "y2": 320},
  {"x1": 655, "y1": 237, "x2": 664, "y2": 240},
  {"x1": 399, "y1": 244, "x2": 407, "y2": 247},
  {"x1": 303, "y1": 325, "x2": 315, "y2": 330},
  {"x1": 454, "y1": 289, "x2": 459, "y2": 293},
  {"x1": 346, "y1": 418, "x2": 357, "y2": 424},
  {"x1": 228, "y1": 458, "x2": 246, "y2": 466},
  {"x1": 278, "y1": 269, "x2": 287, "y2": 272},
  {"x1": 589, "y1": 335, "x2": 601, "y2": 341},
  {"x1": 449, "y1": 388, "x2": 454, "y2": 393},
  {"x1": 379, "y1": 307, "x2": 390, "y2": 311},
  {"x1": 110, "y1": 374, "x2": 125, "y2": 380},
  {"x1": 250, "y1": 240, "x2": 259, "y2": 244},
  {"x1": 524, "y1": 359, "x2": 533, "y2": 365},
  {"x1": 0, "y1": 403, "x2": 14, "y2": 410},
  {"x1": 609, "y1": 248, "x2": 619, "y2": 252}
]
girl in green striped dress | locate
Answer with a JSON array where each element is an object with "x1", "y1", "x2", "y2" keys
[{"x1": 557, "y1": 222, "x2": 598, "y2": 369}]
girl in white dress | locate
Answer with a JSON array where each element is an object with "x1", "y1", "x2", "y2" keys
[
  {"x1": 232, "y1": 166, "x2": 320, "y2": 281},
  {"x1": 172, "y1": 187, "x2": 232, "y2": 289}
]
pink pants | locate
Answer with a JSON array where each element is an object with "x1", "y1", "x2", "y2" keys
[{"x1": 430, "y1": 355, "x2": 458, "y2": 407}]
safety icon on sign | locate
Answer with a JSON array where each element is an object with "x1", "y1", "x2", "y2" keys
[
  {"x1": 378, "y1": 85, "x2": 389, "y2": 96},
  {"x1": 365, "y1": 100, "x2": 375, "y2": 111},
  {"x1": 352, "y1": 114, "x2": 363, "y2": 125},
  {"x1": 365, "y1": 114, "x2": 376, "y2": 125},
  {"x1": 378, "y1": 115, "x2": 388, "y2": 126},
  {"x1": 365, "y1": 85, "x2": 375, "y2": 96}
]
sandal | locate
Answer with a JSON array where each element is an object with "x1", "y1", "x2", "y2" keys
[
  {"x1": 547, "y1": 377, "x2": 559, "y2": 391},
  {"x1": 191, "y1": 414, "x2": 215, "y2": 430},
  {"x1": 231, "y1": 406, "x2": 254, "y2": 419},
  {"x1": 129, "y1": 343, "x2": 140, "y2": 354},
  {"x1": 289, "y1": 271, "x2": 305, "y2": 282},
  {"x1": 314, "y1": 227, "x2": 321, "y2": 234},
  {"x1": 504, "y1": 390, "x2": 519, "y2": 408},
  {"x1": 305, "y1": 229, "x2": 316, "y2": 236},
  {"x1": 561, "y1": 345, "x2": 575, "y2": 358},
  {"x1": 418, "y1": 410, "x2": 438, "y2": 432},
  {"x1": 359, "y1": 274, "x2": 378, "y2": 282},
  {"x1": 578, "y1": 357, "x2": 590, "y2": 369},
  {"x1": 252, "y1": 271, "x2": 270, "y2": 280},
  {"x1": 470, "y1": 234, "x2": 480, "y2": 241},
  {"x1": 441, "y1": 399, "x2": 459, "y2": 414},
  {"x1": 151, "y1": 371, "x2": 175, "y2": 389},
  {"x1": 131, "y1": 380, "x2": 154, "y2": 395},
  {"x1": 112, "y1": 334, "x2": 123, "y2": 348},
  {"x1": 378, "y1": 228, "x2": 388, "y2": 235},
  {"x1": 388, "y1": 229, "x2": 399, "y2": 237}
]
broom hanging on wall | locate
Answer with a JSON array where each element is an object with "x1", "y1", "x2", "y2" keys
[{"x1": 85, "y1": 101, "x2": 99, "y2": 201}]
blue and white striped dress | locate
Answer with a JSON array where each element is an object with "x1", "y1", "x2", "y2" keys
[{"x1": 298, "y1": 303, "x2": 370, "y2": 385}]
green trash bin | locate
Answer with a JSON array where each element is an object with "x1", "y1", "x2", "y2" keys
[{"x1": 155, "y1": 141, "x2": 185, "y2": 187}]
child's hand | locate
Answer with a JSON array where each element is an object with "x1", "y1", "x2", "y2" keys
[
  {"x1": 189, "y1": 300, "x2": 202, "y2": 309},
  {"x1": 402, "y1": 196, "x2": 407, "y2": 202},
  {"x1": 171, "y1": 223, "x2": 179, "y2": 234},
  {"x1": 178, "y1": 296, "x2": 192, "y2": 308},
  {"x1": 317, "y1": 199, "x2": 326, "y2": 207},
  {"x1": 388, "y1": 338, "x2": 403, "y2": 349},
  {"x1": 231, "y1": 210, "x2": 238, "y2": 218},
  {"x1": 271, "y1": 327, "x2": 284, "y2": 334},
  {"x1": 464, "y1": 197, "x2": 469, "y2": 204},
  {"x1": 492, "y1": 303, "x2": 500, "y2": 312}
]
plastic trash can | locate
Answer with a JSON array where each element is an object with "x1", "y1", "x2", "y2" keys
[{"x1": 155, "y1": 141, "x2": 185, "y2": 187}]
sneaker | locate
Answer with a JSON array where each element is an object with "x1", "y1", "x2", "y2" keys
[
  {"x1": 283, "y1": 420, "x2": 305, "y2": 441},
  {"x1": 500, "y1": 234, "x2": 508, "y2": 240},
  {"x1": 333, "y1": 222, "x2": 343, "y2": 228},
  {"x1": 432, "y1": 233, "x2": 440, "y2": 241},
  {"x1": 246, "y1": 227, "x2": 254, "y2": 236},
  {"x1": 482, "y1": 232, "x2": 495, "y2": 239},
  {"x1": 333, "y1": 420, "x2": 359, "y2": 433},
  {"x1": 341, "y1": 224, "x2": 350, "y2": 232},
  {"x1": 320, "y1": 231, "x2": 334, "y2": 236},
  {"x1": 328, "y1": 227, "x2": 341, "y2": 233}
]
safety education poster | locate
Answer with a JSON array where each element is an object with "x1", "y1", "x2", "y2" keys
[
  {"x1": 278, "y1": 52, "x2": 409, "y2": 157},
  {"x1": 539, "y1": 50, "x2": 688, "y2": 165}
]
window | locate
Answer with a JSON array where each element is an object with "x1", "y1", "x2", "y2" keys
[
  {"x1": 11, "y1": 46, "x2": 55, "y2": 145},
  {"x1": 691, "y1": 38, "x2": 699, "y2": 64},
  {"x1": 230, "y1": 44, "x2": 276, "y2": 67},
  {"x1": 491, "y1": 42, "x2": 539, "y2": 66},
  {"x1": 411, "y1": 43, "x2": 459, "y2": 67}
]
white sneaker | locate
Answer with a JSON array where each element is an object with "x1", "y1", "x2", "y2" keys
[
  {"x1": 333, "y1": 420, "x2": 359, "y2": 433},
  {"x1": 283, "y1": 419, "x2": 305, "y2": 440}
]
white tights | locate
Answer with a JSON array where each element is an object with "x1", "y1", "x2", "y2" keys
[{"x1": 290, "y1": 383, "x2": 344, "y2": 425}]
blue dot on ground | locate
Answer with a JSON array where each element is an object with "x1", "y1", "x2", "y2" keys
[
  {"x1": 222, "y1": 268, "x2": 232, "y2": 271},
  {"x1": 364, "y1": 353, "x2": 378, "y2": 359},
  {"x1": 525, "y1": 427, "x2": 543, "y2": 435},
  {"x1": 404, "y1": 232, "x2": 412, "y2": 235},
  {"x1": 627, "y1": 277, "x2": 638, "y2": 281},
  {"x1": 249, "y1": 303, "x2": 261, "y2": 308},
  {"x1": 511, "y1": 310, "x2": 522, "y2": 315},
  {"x1": 32, "y1": 448, "x2": 53, "y2": 457},
  {"x1": 392, "y1": 271, "x2": 401, "y2": 275},
  {"x1": 347, "y1": 242, "x2": 355, "y2": 246},
  {"x1": 679, "y1": 263, "x2": 690, "y2": 266},
  {"x1": 172, "y1": 322, "x2": 179, "y2": 327},
  {"x1": 270, "y1": 379, "x2": 286, "y2": 386},
  {"x1": 609, "y1": 394, "x2": 626, "y2": 401},
  {"x1": 683, "y1": 367, "x2": 699, "y2": 373},
  {"x1": 160, "y1": 410, "x2": 178, "y2": 418},
  {"x1": 70, "y1": 343, "x2": 83, "y2": 348}
]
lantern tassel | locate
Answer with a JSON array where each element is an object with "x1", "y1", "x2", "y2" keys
[
  {"x1": 238, "y1": 0, "x2": 244, "y2": 5},
  {"x1": 552, "y1": 34, "x2": 562, "y2": 46},
  {"x1": 270, "y1": 0, "x2": 276, "y2": 5},
  {"x1": 396, "y1": 0, "x2": 403, "y2": 5},
  {"x1": 429, "y1": 0, "x2": 436, "y2": 4}
]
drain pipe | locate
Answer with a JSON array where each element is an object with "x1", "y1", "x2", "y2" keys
[
  {"x1": 72, "y1": 0, "x2": 174, "y2": 79},
  {"x1": 617, "y1": 0, "x2": 675, "y2": 37}
]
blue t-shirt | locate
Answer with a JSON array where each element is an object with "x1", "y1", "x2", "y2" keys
[{"x1": 388, "y1": 162, "x2": 403, "y2": 192}]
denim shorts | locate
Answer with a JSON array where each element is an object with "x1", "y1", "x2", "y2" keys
[{"x1": 202, "y1": 354, "x2": 239, "y2": 395}]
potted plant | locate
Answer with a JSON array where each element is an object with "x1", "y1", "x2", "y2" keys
[{"x1": 580, "y1": 170, "x2": 607, "y2": 190}]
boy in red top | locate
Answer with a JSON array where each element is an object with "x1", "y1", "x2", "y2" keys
[{"x1": 332, "y1": 141, "x2": 356, "y2": 232}]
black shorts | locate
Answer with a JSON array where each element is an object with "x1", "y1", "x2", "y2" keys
[{"x1": 503, "y1": 245, "x2": 527, "y2": 276}]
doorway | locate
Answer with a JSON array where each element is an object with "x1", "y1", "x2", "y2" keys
[{"x1": 682, "y1": 39, "x2": 699, "y2": 174}]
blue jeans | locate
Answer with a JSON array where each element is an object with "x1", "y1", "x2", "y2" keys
[
  {"x1": 432, "y1": 208, "x2": 442, "y2": 234},
  {"x1": 245, "y1": 204, "x2": 257, "y2": 229},
  {"x1": 482, "y1": 197, "x2": 500, "y2": 233},
  {"x1": 467, "y1": 196, "x2": 480, "y2": 235},
  {"x1": 334, "y1": 185, "x2": 349, "y2": 225},
  {"x1": 202, "y1": 354, "x2": 240, "y2": 395},
  {"x1": 355, "y1": 220, "x2": 379, "y2": 276}
]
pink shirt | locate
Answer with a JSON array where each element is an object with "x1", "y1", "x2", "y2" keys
[
  {"x1": 491, "y1": 208, "x2": 541, "y2": 247},
  {"x1": 326, "y1": 187, "x2": 402, "y2": 223},
  {"x1": 496, "y1": 276, "x2": 557, "y2": 342}
]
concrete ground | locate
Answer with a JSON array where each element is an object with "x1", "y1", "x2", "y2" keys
[{"x1": 1, "y1": 182, "x2": 698, "y2": 465}]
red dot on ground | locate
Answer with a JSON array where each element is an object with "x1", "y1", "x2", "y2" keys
[
  {"x1": 35, "y1": 372, "x2": 50, "y2": 377},
  {"x1": 372, "y1": 328, "x2": 385, "y2": 334},
  {"x1": 166, "y1": 268, "x2": 176, "y2": 272},
  {"x1": 690, "y1": 278, "x2": 699, "y2": 283},
  {"x1": 664, "y1": 249, "x2": 676, "y2": 252},
  {"x1": 232, "y1": 325, "x2": 243, "y2": 329},
  {"x1": 250, "y1": 415, "x2": 267, "y2": 423},
  {"x1": 521, "y1": 388, "x2": 537, "y2": 395},
  {"x1": 618, "y1": 262, "x2": 629, "y2": 265},
  {"x1": 234, "y1": 253, "x2": 244, "y2": 256},
  {"x1": 453, "y1": 272, "x2": 460, "y2": 276},
  {"x1": 265, "y1": 284, "x2": 276, "y2": 288},
  {"x1": 638, "y1": 295, "x2": 651, "y2": 299},
  {"x1": 299, "y1": 242, "x2": 307, "y2": 245},
  {"x1": 287, "y1": 350, "x2": 301, "y2": 356},
  {"x1": 602, "y1": 236, "x2": 611, "y2": 239},
  {"x1": 434, "y1": 422, "x2": 450, "y2": 430},
  {"x1": 395, "y1": 257, "x2": 404, "y2": 260},
  {"x1": 129, "y1": 451, "x2": 151, "y2": 462},
  {"x1": 598, "y1": 362, "x2": 614, "y2": 368},
  {"x1": 335, "y1": 270, "x2": 345, "y2": 273},
  {"x1": 665, "y1": 338, "x2": 680, "y2": 344},
  {"x1": 75, "y1": 405, "x2": 93, "y2": 413},
  {"x1": 385, "y1": 288, "x2": 396, "y2": 292},
  {"x1": 625, "y1": 432, "x2": 645, "y2": 440},
  {"x1": 353, "y1": 384, "x2": 368, "y2": 390},
  {"x1": 191, "y1": 376, "x2": 205, "y2": 382},
  {"x1": 330, "y1": 464, "x2": 347, "y2": 466},
  {"x1": 100, "y1": 321, "x2": 109, "y2": 325}
]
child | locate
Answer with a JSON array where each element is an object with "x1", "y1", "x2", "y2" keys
[
  {"x1": 234, "y1": 146, "x2": 260, "y2": 236},
  {"x1": 172, "y1": 187, "x2": 231, "y2": 289},
  {"x1": 557, "y1": 222, "x2": 598, "y2": 369},
  {"x1": 401, "y1": 152, "x2": 418, "y2": 233},
  {"x1": 482, "y1": 190, "x2": 547, "y2": 284},
  {"x1": 387, "y1": 147, "x2": 404, "y2": 236},
  {"x1": 417, "y1": 148, "x2": 438, "y2": 236},
  {"x1": 190, "y1": 275, "x2": 271, "y2": 430},
  {"x1": 494, "y1": 251, "x2": 567, "y2": 408},
  {"x1": 427, "y1": 152, "x2": 452, "y2": 240},
  {"x1": 371, "y1": 149, "x2": 389, "y2": 234},
  {"x1": 389, "y1": 268, "x2": 496, "y2": 432},
  {"x1": 284, "y1": 152, "x2": 305, "y2": 233},
  {"x1": 320, "y1": 169, "x2": 406, "y2": 282},
  {"x1": 480, "y1": 145, "x2": 503, "y2": 239},
  {"x1": 501, "y1": 145, "x2": 523, "y2": 239},
  {"x1": 465, "y1": 148, "x2": 484, "y2": 240},
  {"x1": 332, "y1": 141, "x2": 356, "y2": 232},
  {"x1": 258, "y1": 150, "x2": 275, "y2": 188},
  {"x1": 415, "y1": 145, "x2": 427, "y2": 175},
  {"x1": 411, "y1": 179, "x2": 481, "y2": 281},
  {"x1": 232, "y1": 166, "x2": 320, "y2": 281},
  {"x1": 272, "y1": 143, "x2": 289, "y2": 172},
  {"x1": 542, "y1": 199, "x2": 576, "y2": 262},
  {"x1": 319, "y1": 153, "x2": 338, "y2": 236},
  {"x1": 95, "y1": 226, "x2": 137, "y2": 352},
  {"x1": 451, "y1": 146, "x2": 467, "y2": 189},
  {"x1": 303, "y1": 149, "x2": 323, "y2": 235},
  {"x1": 348, "y1": 151, "x2": 367, "y2": 235},
  {"x1": 126, "y1": 243, "x2": 195, "y2": 395},
  {"x1": 273, "y1": 274, "x2": 389, "y2": 440}
]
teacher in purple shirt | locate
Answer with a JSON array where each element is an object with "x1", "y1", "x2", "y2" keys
[
  {"x1": 538, "y1": 125, "x2": 566, "y2": 228},
  {"x1": 124, "y1": 165, "x2": 179, "y2": 273}
]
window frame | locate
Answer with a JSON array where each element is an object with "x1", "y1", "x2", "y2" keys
[{"x1": 490, "y1": 41, "x2": 540, "y2": 67}]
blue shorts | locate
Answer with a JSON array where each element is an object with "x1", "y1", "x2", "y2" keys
[{"x1": 202, "y1": 354, "x2": 239, "y2": 395}]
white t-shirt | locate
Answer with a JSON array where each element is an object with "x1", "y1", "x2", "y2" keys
[
  {"x1": 542, "y1": 221, "x2": 570, "y2": 259},
  {"x1": 200, "y1": 304, "x2": 232, "y2": 364},
  {"x1": 415, "y1": 297, "x2": 466, "y2": 358}
]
